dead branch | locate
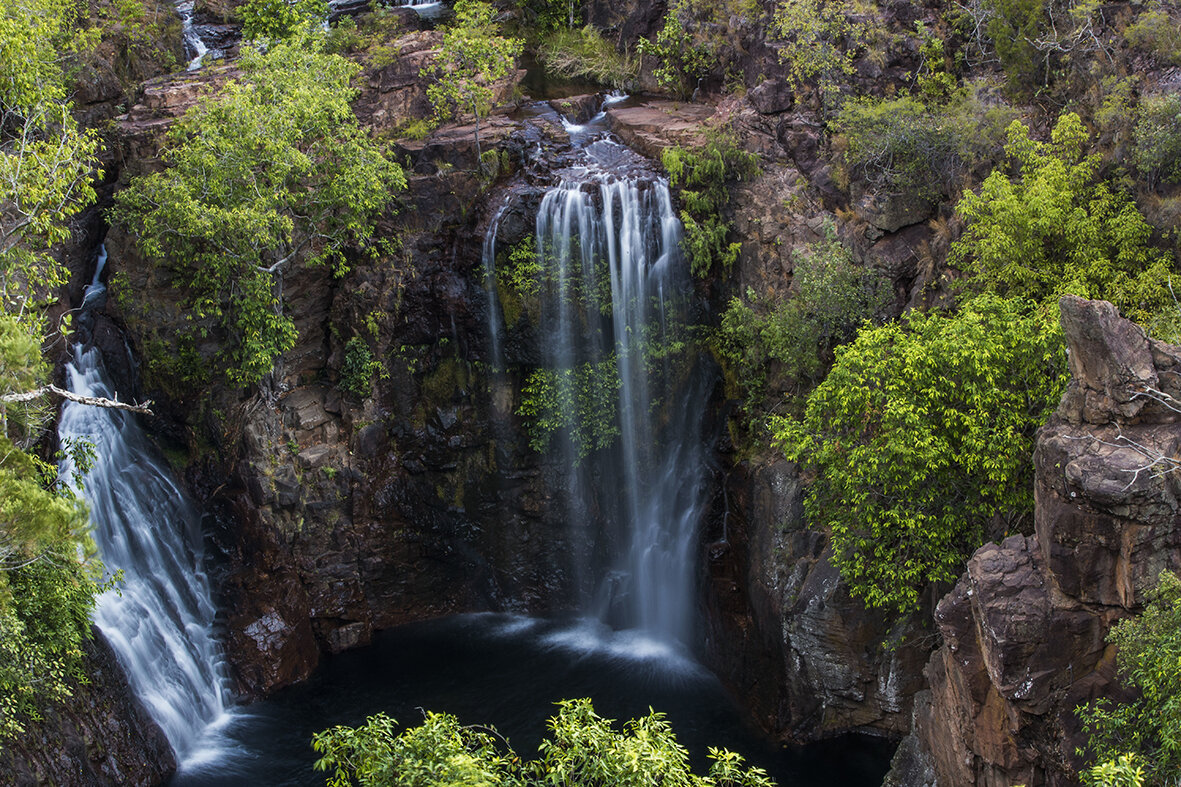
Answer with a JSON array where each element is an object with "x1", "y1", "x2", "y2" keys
[{"x1": 1, "y1": 384, "x2": 153, "y2": 415}]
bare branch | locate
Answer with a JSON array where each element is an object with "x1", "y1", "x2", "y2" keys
[{"x1": 1, "y1": 384, "x2": 153, "y2": 414}]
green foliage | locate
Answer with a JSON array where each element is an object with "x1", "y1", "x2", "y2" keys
[
  {"x1": 1, "y1": 0, "x2": 101, "y2": 315},
  {"x1": 662, "y1": 132, "x2": 761, "y2": 278},
  {"x1": 325, "y1": 5, "x2": 408, "y2": 65},
  {"x1": 539, "y1": 26, "x2": 636, "y2": 90},
  {"x1": 1077, "y1": 571, "x2": 1181, "y2": 786},
  {"x1": 718, "y1": 225, "x2": 890, "y2": 409},
  {"x1": 773, "y1": 294, "x2": 1066, "y2": 612},
  {"x1": 0, "y1": 319, "x2": 106, "y2": 739},
  {"x1": 1134, "y1": 93, "x2": 1181, "y2": 189},
  {"x1": 1082, "y1": 754, "x2": 1146, "y2": 787},
  {"x1": 637, "y1": 0, "x2": 713, "y2": 99},
  {"x1": 0, "y1": 0, "x2": 109, "y2": 741},
  {"x1": 952, "y1": 113, "x2": 1176, "y2": 334},
  {"x1": 340, "y1": 337, "x2": 383, "y2": 397},
  {"x1": 772, "y1": 0, "x2": 872, "y2": 97},
  {"x1": 981, "y1": 0, "x2": 1045, "y2": 91},
  {"x1": 833, "y1": 89, "x2": 1015, "y2": 200},
  {"x1": 518, "y1": 358, "x2": 621, "y2": 459},
  {"x1": 498, "y1": 235, "x2": 541, "y2": 296},
  {"x1": 240, "y1": 0, "x2": 329, "y2": 40},
  {"x1": 1124, "y1": 3, "x2": 1181, "y2": 65},
  {"x1": 423, "y1": 0, "x2": 523, "y2": 162},
  {"x1": 312, "y1": 698, "x2": 776, "y2": 786},
  {"x1": 115, "y1": 30, "x2": 406, "y2": 388}
]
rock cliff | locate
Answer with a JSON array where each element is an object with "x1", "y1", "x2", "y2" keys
[
  {"x1": 0, "y1": 631, "x2": 176, "y2": 786},
  {"x1": 904, "y1": 296, "x2": 1181, "y2": 785}
]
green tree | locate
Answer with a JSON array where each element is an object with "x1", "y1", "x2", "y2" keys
[
  {"x1": 636, "y1": 0, "x2": 714, "y2": 100},
  {"x1": 952, "y1": 113, "x2": 1175, "y2": 334},
  {"x1": 772, "y1": 0, "x2": 871, "y2": 97},
  {"x1": 773, "y1": 294, "x2": 1066, "y2": 612},
  {"x1": 115, "y1": 29, "x2": 406, "y2": 388},
  {"x1": 312, "y1": 698, "x2": 776, "y2": 786},
  {"x1": 1077, "y1": 571, "x2": 1181, "y2": 786},
  {"x1": 1, "y1": 0, "x2": 101, "y2": 314},
  {"x1": 422, "y1": 0, "x2": 523, "y2": 165},
  {"x1": 240, "y1": 0, "x2": 329, "y2": 40},
  {"x1": 718, "y1": 225, "x2": 890, "y2": 410}
]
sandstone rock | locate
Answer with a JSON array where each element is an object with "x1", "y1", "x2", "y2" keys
[
  {"x1": 907, "y1": 298, "x2": 1181, "y2": 786},
  {"x1": 704, "y1": 456, "x2": 932, "y2": 740},
  {"x1": 747, "y1": 79, "x2": 793, "y2": 115},
  {"x1": 604, "y1": 100, "x2": 714, "y2": 159}
]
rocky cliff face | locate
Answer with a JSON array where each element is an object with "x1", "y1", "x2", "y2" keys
[
  {"x1": 702, "y1": 454, "x2": 935, "y2": 741},
  {"x1": 904, "y1": 296, "x2": 1181, "y2": 786},
  {"x1": 100, "y1": 42, "x2": 606, "y2": 696},
  {"x1": 1, "y1": 631, "x2": 176, "y2": 787}
]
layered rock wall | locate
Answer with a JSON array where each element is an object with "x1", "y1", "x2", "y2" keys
[{"x1": 912, "y1": 296, "x2": 1181, "y2": 785}]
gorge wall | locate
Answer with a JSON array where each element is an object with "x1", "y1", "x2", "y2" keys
[{"x1": 893, "y1": 297, "x2": 1181, "y2": 786}]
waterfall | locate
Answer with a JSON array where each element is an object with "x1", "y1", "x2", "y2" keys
[
  {"x1": 57, "y1": 249, "x2": 234, "y2": 766},
  {"x1": 520, "y1": 138, "x2": 709, "y2": 645},
  {"x1": 172, "y1": 0, "x2": 209, "y2": 71}
]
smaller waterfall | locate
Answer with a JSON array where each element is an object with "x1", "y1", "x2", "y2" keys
[
  {"x1": 58, "y1": 251, "x2": 234, "y2": 766},
  {"x1": 482, "y1": 200, "x2": 509, "y2": 372},
  {"x1": 172, "y1": 0, "x2": 209, "y2": 70}
]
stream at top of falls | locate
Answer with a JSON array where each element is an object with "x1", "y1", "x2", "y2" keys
[{"x1": 58, "y1": 101, "x2": 896, "y2": 785}]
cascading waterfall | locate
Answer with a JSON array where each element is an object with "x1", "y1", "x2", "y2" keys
[
  {"x1": 58, "y1": 249, "x2": 234, "y2": 767},
  {"x1": 524, "y1": 137, "x2": 709, "y2": 645}
]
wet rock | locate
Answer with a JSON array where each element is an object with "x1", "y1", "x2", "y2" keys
[{"x1": 703, "y1": 456, "x2": 932, "y2": 740}]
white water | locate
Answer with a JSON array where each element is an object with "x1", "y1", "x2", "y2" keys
[
  {"x1": 173, "y1": 0, "x2": 209, "y2": 71},
  {"x1": 514, "y1": 126, "x2": 708, "y2": 645},
  {"x1": 58, "y1": 253, "x2": 236, "y2": 767}
]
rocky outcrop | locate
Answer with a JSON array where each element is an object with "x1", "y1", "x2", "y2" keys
[
  {"x1": 910, "y1": 296, "x2": 1181, "y2": 785},
  {"x1": 0, "y1": 631, "x2": 175, "y2": 786}
]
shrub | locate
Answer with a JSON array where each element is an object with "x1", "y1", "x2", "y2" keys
[
  {"x1": 662, "y1": 131, "x2": 761, "y2": 278},
  {"x1": 1134, "y1": 93, "x2": 1181, "y2": 189},
  {"x1": 1077, "y1": 571, "x2": 1181, "y2": 786},
  {"x1": 1124, "y1": 3, "x2": 1181, "y2": 65},
  {"x1": 240, "y1": 0, "x2": 328, "y2": 40},
  {"x1": 833, "y1": 89, "x2": 1015, "y2": 200},
  {"x1": 952, "y1": 113, "x2": 1176, "y2": 332},
  {"x1": 636, "y1": 0, "x2": 714, "y2": 99},
  {"x1": 340, "y1": 337, "x2": 382, "y2": 397},
  {"x1": 773, "y1": 294, "x2": 1066, "y2": 613},
  {"x1": 718, "y1": 225, "x2": 890, "y2": 409},
  {"x1": 772, "y1": 0, "x2": 873, "y2": 97}
]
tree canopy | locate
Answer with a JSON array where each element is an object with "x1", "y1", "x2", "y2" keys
[
  {"x1": 773, "y1": 294, "x2": 1067, "y2": 612},
  {"x1": 0, "y1": 0, "x2": 109, "y2": 739},
  {"x1": 115, "y1": 28, "x2": 406, "y2": 387},
  {"x1": 951, "y1": 112, "x2": 1175, "y2": 334},
  {"x1": 1078, "y1": 571, "x2": 1181, "y2": 786},
  {"x1": 312, "y1": 698, "x2": 776, "y2": 787}
]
